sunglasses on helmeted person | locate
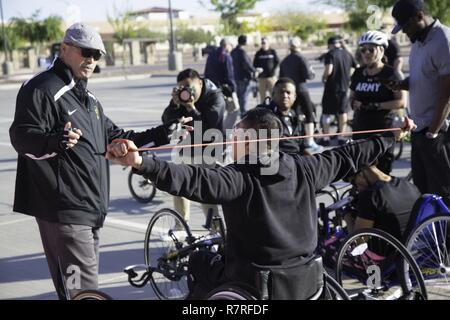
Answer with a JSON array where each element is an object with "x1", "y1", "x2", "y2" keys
[{"x1": 360, "y1": 47, "x2": 376, "y2": 54}]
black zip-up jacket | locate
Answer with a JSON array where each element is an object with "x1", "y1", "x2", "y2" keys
[
  {"x1": 9, "y1": 58, "x2": 171, "y2": 227},
  {"x1": 231, "y1": 46, "x2": 256, "y2": 81},
  {"x1": 133, "y1": 133, "x2": 396, "y2": 283},
  {"x1": 280, "y1": 51, "x2": 315, "y2": 84},
  {"x1": 161, "y1": 78, "x2": 225, "y2": 161},
  {"x1": 253, "y1": 48, "x2": 279, "y2": 78},
  {"x1": 260, "y1": 101, "x2": 305, "y2": 154}
]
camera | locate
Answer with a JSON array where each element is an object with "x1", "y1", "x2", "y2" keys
[{"x1": 176, "y1": 86, "x2": 195, "y2": 103}]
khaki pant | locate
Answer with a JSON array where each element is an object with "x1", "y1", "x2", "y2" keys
[
  {"x1": 258, "y1": 77, "x2": 277, "y2": 102},
  {"x1": 173, "y1": 196, "x2": 219, "y2": 223}
]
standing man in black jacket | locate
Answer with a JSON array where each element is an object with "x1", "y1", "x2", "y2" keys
[
  {"x1": 162, "y1": 68, "x2": 225, "y2": 226},
  {"x1": 231, "y1": 35, "x2": 256, "y2": 117},
  {"x1": 280, "y1": 37, "x2": 323, "y2": 153},
  {"x1": 106, "y1": 108, "x2": 415, "y2": 299},
  {"x1": 9, "y1": 23, "x2": 187, "y2": 299},
  {"x1": 253, "y1": 37, "x2": 279, "y2": 102}
]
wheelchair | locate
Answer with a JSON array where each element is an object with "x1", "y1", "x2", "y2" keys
[
  {"x1": 327, "y1": 193, "x2": 450, "y2": 300},
  {"x1": 205, "y1": 256, "x2": 349, "y2": 300}
]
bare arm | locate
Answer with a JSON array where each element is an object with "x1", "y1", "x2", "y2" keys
[
  {"x1": 379, "y1": 89, "x2": 407, "y2": 111},
  {"x1": 322, "y1": 64, "x2": 333, "y2": 83}
]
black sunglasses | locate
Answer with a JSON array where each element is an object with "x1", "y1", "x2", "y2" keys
[
  {"x1": 80, "y1": 47, "x2": 102, "y2": 61},
  {"x1": 66, "y1": 43, "x2": 101, "y2": 61},
  {"x1": 360, "y1": 47, "x2": 375, "y2": 54}
]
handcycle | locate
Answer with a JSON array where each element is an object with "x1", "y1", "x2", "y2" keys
[
  {"x1": 124, "y1": 208, "x2": 225, "y2": 300},
  {"x1": 334, "y1": 193, "x2": 450, "y2": 300},
  {"x1": 124, "y1": 207, "x2": 349, "y2": 300},
  {"x1": 316, "y1": 186, "x2": 429, "y2": 300}
]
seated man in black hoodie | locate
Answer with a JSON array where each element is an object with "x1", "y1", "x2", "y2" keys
[
  {"x1": 106, "y1": 108, "x2": 415, "y2": 299},
  {"x1": 161, "y1": 68, "x2": 226, "y2": 226},
  {"x1": 259, "y1": 77, "x2": 307, "y2": 155}
]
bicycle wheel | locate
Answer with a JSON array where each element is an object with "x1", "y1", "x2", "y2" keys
[
  {"x1": 406, "y1": 214, "x2": 450, "y2": 299},
  {"x1": 128, "y1": 171, "x2": 156, "y2": 203},
  {"x1": 71, "y1": 290, "x2": 113, "y2": 300},
  {"x1": 144, "y1": 208, "x2": 192, "y2": 300},
  {"x1": 335, "y1": 228, "x2": 427, "y2": 300}
]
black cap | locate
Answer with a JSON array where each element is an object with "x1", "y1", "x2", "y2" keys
[
  {"x1": 327, "y1": 37, "x2": 339, "y2": 45},
  {"x1": 391, "y1": 0, "x2": 425, "y2": 34},
  {"x1": 238, "y1": 35, "x2": 247, "y2": 45}
]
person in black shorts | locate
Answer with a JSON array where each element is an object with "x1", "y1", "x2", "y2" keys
[
  {"x1": 280, "y1": 37, "x2": 323, "y2": 153},
  {"x1": 320, "y1": 37, "x2": 358, "y2": 146},
  {"x1": 343, "y1": 165, "x2": 421, "y2": 241},
  {"x1": 349, "y1": 30, "x2": 407, "y2": 174}
]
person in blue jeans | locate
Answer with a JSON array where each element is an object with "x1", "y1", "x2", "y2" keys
[{"x1": 231, "y1": 35, "x2": 256, "y2": 117}]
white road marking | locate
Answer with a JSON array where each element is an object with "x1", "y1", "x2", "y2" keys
[
  {"x1": 105, "y1": 216, "x2": 148, "y2": 231},
  {"x1": 0, "y1": 217, "x2": 33, "y2": 227}
]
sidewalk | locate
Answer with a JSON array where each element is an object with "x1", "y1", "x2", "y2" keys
[{"x1": 0, "y1": 61, "x2": 206, "y2": 88}]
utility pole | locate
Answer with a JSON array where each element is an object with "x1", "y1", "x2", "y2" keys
[
  {"x1": 167, "y1": 0, "x2": 182, "y2": 71},
  {"x1": 0, "y1": 0, "x2": 12, "y2": 76}
]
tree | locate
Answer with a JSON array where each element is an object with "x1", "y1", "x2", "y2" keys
[
  {"x1": 9, "y1": 10, "x2": 63, "y2": 54},
  {"x1": 0, "y1": 23, "x2": 26, "y2": 60},
  {"x1": 271, "y1": 11, "x2": 326, "y2": 41},
  {"x1": 107, "y1": 5, "x2": 137, "y2": 44},
  {"x1": 200, "y1": 0, "x2": 263, "y2": 33},
  {"x1": 319, "y1": 0, "x2": 450, "y2": 25},
  {"x1": 176, "y1": 25, "x2": 214, "y2": 45}
]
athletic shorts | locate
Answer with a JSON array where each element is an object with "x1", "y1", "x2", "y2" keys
[{"x1": 322, "y1": 91, "x2": 349, "y2": 115}]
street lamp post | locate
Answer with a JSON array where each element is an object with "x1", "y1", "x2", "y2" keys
[
  {"x1": 167, "y1": 0, "x2": 182, "y2": 71},
  {"x1": 0, "y1": 0, "x2": 12, "y2": 76}
]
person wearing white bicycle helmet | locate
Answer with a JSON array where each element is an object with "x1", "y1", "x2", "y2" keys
[{"x1": 349, "y1": 30, "x2": 407, "y2": 174}]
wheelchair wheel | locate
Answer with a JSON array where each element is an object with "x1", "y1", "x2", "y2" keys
[
  {"x1": 144, "y1": 208, "x2": 192, "y2": 300},
  {"x1": 335, "y1": 228, "x2": 427, "y2": 300},
  {"x1": 128, "y1": 171, "x2": 156, "y2": 203},
  {"x1": 321, "y1": 273, "x2": 350, "y2": 300},
  {"x1": 206, "y1": 283, "x2": 258, "y2": 300},
  {"x1": 71, "y1": 290, "x2": 113, "y2": 300},
  {"x1": 406, "y1": 214, "x2": 450, "y2": 299}
]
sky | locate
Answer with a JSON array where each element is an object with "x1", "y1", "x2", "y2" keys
[{"x1": 2, "y1": 0, "x2": 338, "y2": 22}]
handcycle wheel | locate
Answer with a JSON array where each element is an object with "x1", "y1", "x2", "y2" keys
[
  {"x1": 144, "y1": 208, "x2": 192, "y2": 300},
  {"x1": 406, "y1": 214, "x2": 450, "y2": 299},
  {"x1": 128, "y1": 171, "x2": 157, "y2": 203},
  {"x1": 335, "y1": 228, "x2": 427, "y2": 300},
  {"x1": 71, "y1": 290, "x2": 113, "y2": 300},
  {"x1": 321, "y1": 273, "x2": 350, "y2": 300},
  {"x1": 206, "y1": 283, "x2": 258, "y2": 300}
]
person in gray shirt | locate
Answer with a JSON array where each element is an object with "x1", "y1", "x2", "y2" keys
[{"x1": 389, "y1": 0, "x2": 450, "y2": 206}]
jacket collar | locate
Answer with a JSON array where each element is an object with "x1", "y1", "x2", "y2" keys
[{"x1": 53, "y1": 57, "x2": 88, "y2": 88}]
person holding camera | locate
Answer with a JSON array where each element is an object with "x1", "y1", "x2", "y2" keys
[
  {"x1": 349, "y1": 30, "x2": 407, "y2": 174},
  {"x1": 162, "y1": 68, "x2": 226, "y2": 226}
]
